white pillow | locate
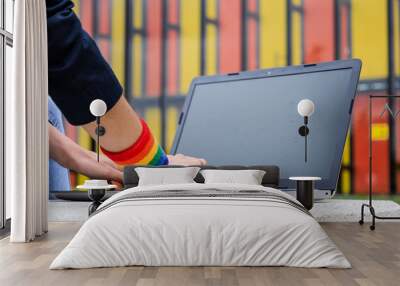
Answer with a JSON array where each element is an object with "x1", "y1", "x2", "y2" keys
[
  {"x1": 135, "y1": 167, "x2": 201, "y2": 186},
  {"x1": 200, "y1": 169, "x2": 266, "y2": 185}
]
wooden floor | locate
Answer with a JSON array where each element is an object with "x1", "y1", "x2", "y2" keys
[{"x1": 0, "y1": 222, "x2": 399, "y2": 286}]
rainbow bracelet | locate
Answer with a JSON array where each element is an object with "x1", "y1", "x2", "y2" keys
[{"x1": 101, "y1": 119, "x2": 169, "y2": 166}]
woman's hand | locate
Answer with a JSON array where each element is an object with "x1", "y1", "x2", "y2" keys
[
  {"x1": 167, "y1": 154, "x2": 207, "y2": 166},
  {"x1": 86, "y1": 151, "x2": 123, "y2": 171},
  {"x1": 49, "y1": 123, "x2": 123, "y2": 183}
]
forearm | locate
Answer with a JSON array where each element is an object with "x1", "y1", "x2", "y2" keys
[
  {"x1": 49, "y1": 124, "x2": 122, "y2": 182},
  {"x1": 82, "y1": 97, "x2": 206, "y2": 166},
  {"x1": 49, "y1": 123, "x2": 85, "y2": 169},
  {"x1": 82, "y1": 96, "x2": 142, "y2": 152}
]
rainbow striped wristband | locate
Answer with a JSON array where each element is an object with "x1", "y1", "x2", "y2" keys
[{"x1": 100, "y1": 119, "x2": 169, "y2": 166}]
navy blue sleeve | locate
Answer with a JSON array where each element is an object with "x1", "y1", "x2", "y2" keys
[{"x1": 46, "y1": 0, "x2": 123, "y2": 125}]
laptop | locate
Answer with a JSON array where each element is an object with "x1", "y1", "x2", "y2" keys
[{"x1": 171, "y1": 59, "x2": 362, "y2": 199}]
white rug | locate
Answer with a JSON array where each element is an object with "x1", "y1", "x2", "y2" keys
[
  {"x1": 48, "y1": 199, "x2": 400, "y2": 223},
  {"x1": 49, "y1": 201, "x2": 89, "y2": 222},
  {"x1": 311, "y1": 199, "x2": 400, "y2": 222}
]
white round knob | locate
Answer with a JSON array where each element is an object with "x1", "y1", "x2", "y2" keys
[
  {"x1": 297, "y1": 99, "x2": 315, "y2": 117},
  {"x1": 89, "y1": 99, "x2": 107, "y2": 117}
]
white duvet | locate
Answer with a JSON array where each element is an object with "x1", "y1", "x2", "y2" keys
[{"x1": 50, "y1": 183, "x2": 350, "y2": 269}]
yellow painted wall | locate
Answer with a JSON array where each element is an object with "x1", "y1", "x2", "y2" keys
[
  {"x1": 259, "y1": 0, "x2": 287, "y2": 68},
  {"x1": 341, "y1": 132, "x2": 351, "y2": 194},
  {"x1": 166, "y1": 108, "x2": 178, "y2": 152},
  {"x1": 112, "y1": 0, "x2": 125, "y2": 86},
  {"x1": 291, "y1": 0, "x2": 302, "y2": 65},
  {"x1": 132, "y1": 0, "x2": 143, "y2": 98},
  {"x1": 72, "y1": 0, "x2": 79, "y2": 14},
  {"x1": 180, "y1": 0, "x2": 201, "y2": 94},
  {"x1": 205, "y1": 0, "x2": 218, "y2": 75},
  {"x1": 132, "y1": 35, "x2": 143, "y2": 97},
  {"x1": 145, "y1": 108, "x2": 161, "y2": 142},
  {"x1": 352, "y1": 0, "x2": 388, "y2": 79}
]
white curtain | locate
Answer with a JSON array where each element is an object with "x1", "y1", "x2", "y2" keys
[{"x1": 7, "y1": 0, "x2": 48, "y2": 242}]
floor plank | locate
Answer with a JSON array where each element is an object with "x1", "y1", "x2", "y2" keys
[{"x1": 0, "y1": 222, "x2": 399, "y2": 286}]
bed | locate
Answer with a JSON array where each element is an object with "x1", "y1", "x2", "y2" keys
[{"x1": 50, "y1": 166, "x2": 350, "y2": 269}]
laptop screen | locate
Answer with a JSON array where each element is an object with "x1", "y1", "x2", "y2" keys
[{"x1": 172, "y1": 62, "x2": 360, "y2": 190}]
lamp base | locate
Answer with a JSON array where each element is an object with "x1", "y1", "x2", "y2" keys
[
  {"x1": 298, "y1": 125, "x2": 309, "y2": 136},
  {"x1": 95, "y1": 125, "x2": 106, "y2": 136}
]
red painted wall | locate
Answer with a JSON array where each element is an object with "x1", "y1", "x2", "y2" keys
[
  {"x1": 303, "y1": 0, "x2": 335, "y2": 63},
  {"x1": 80, "y1": 0, "x2": 94, "y2": 35},
  {"x1": 167, "y1": 0, "x2": 179, "y2": 95},
  {"x1": 146, "y1": 0, "x2": 162, "y2": 97},
  {"x1": 219, "y1": 0, "x2": 242, "y2": 73}
]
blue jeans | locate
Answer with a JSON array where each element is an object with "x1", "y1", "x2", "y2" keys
[{"x1": 48, "y1": 97, "x2": 71, "y2": 196}]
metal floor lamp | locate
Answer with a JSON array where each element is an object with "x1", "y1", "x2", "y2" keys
[{"x1": 359, "y1": 95, "x2": 400, "y2": 230}]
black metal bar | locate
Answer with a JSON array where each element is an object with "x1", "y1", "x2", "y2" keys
[
  {"x1": 241, "y1": 0, "x2": 260, "y2": 70},
  {"x1": 246, "y1": 11, "x2": 259, "y2": 20},
  {"x1": 124, "y1": 0, "x2": 132, "y2": 100},
  {"x1": 370, "y1": 95, "x2": 400, "y2": 98},
  {"x1": 286, "y1": 0, "x2": 292, "y2": 65},
  {"x1": 166, "y1": 23, "x2": 180, "y2": 31},
  {"x1": 241, "y1": 0, "x2": 248, "y2": 70},
  {"x1": 93, "y1": 0, "x2": 99, "y2": 40},
  {"x1": 334, "y1": 0, "x2": 340, "y2": 60},
  {"x1": 347, "y1": 1, "x2": 353, "y2": 58},
  {"x1": 358, "y1": 79, "x2": 395, "y2": 92},
  {"x1": 93, "y1": 34, "x2": 112, "y2": 40},
  {"x1": 132, "y1": 28, "x2": 146, "y2": 35},
  {"x1": 340, "y1": 166, "x2": 352, "y2": 171},
  {"x1": 205, "y1": 18, "x2": 219, "y2": 25},
  {"x1": 200, "y1": 0, "x2": 220, "y2": 75},
  {"x1": 160, "y1": 0, "x2": 168, "y2": 149},
  {"x1": 291, "y1": 4, "x2": 303, "y2": 13},
  {"x1": 387, "y1": 0, "x2": 397, "y2": 195}
]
